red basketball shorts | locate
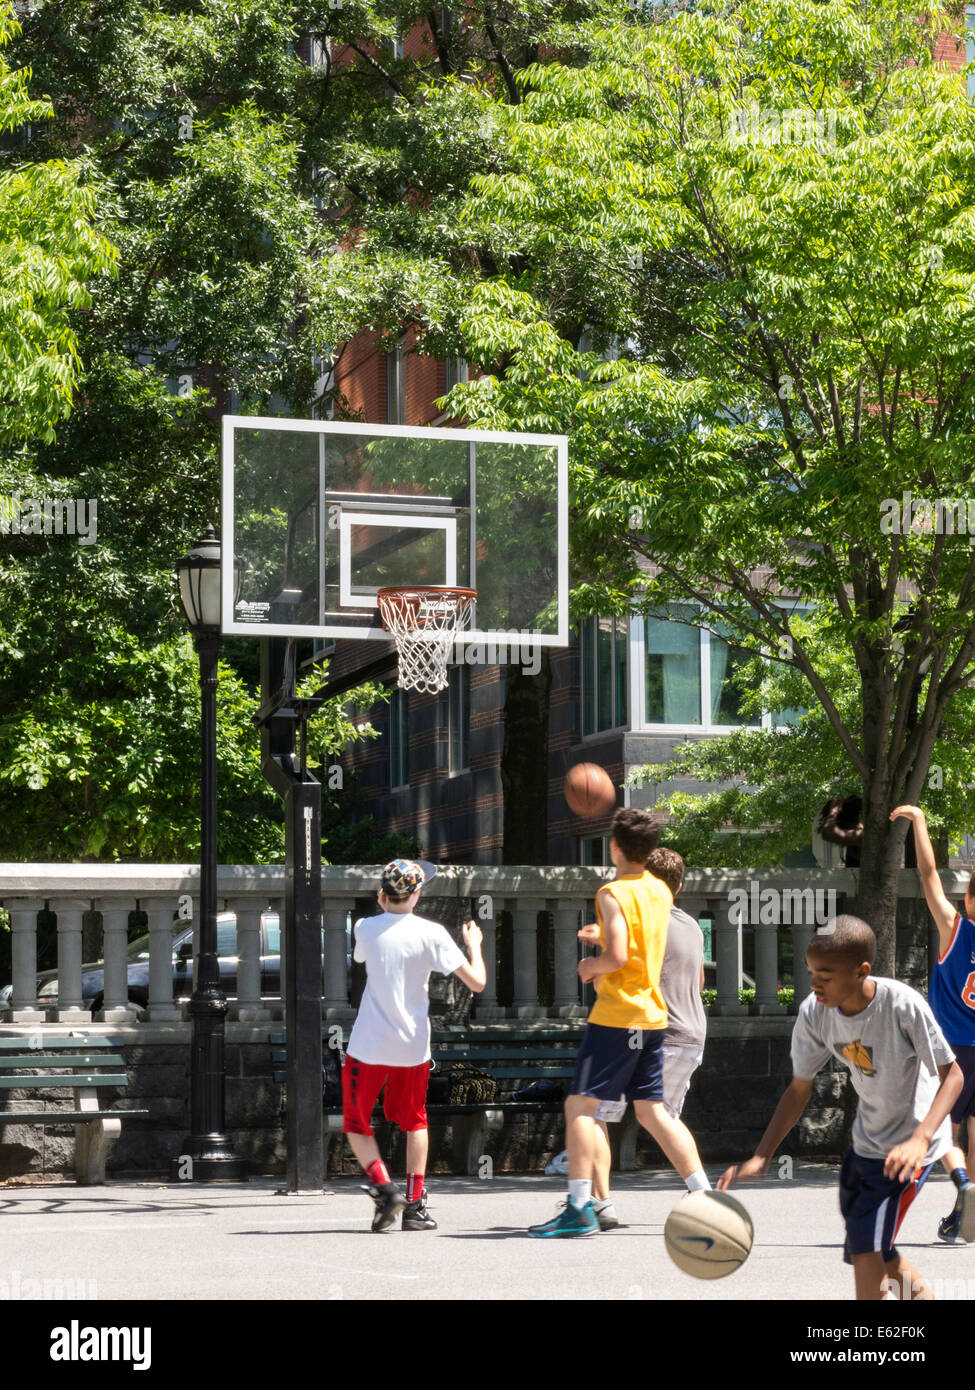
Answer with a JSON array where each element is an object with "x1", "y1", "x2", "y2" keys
[{"x1": 341, "y1": 1055, "x2": 431, "y2": 1135}]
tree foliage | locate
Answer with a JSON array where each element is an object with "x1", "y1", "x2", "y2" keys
[
  {"x1": 0, "y1": 2, "x2": 116, "y2": 444},
  {"x1": 317, "y1": 0, "x2": 975, "y2": 964}
]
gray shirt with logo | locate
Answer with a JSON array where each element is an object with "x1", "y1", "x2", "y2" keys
[
  {"x1": 658, "y1": 906, "x2": 707, "y2": 1050},
  {"x1": 791, "y1": 977, "x2": 955, "y2": 1164}
]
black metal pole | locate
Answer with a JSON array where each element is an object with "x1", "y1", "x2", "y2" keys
[
  {"x1": 172, "y1": 632, "x2": 247, "y2": 1181},
  {"x1": 259, "y1": 637, "x2": 324, "y2": 1193}
]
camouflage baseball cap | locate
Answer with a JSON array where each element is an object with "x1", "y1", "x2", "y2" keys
[{"x1": 380, "y1": 858, "x2": 437, "y2": 895}]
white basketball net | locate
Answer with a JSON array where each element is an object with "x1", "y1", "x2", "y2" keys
[{"x1": 377, "y1": 587, "x2": 477, "y2": 694}]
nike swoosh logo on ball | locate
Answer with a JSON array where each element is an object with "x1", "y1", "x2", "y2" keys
[{"x1": 679, "y1": 1235, "x2": 715, "y2": 1249}]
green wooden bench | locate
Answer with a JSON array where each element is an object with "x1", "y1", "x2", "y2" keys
[
  {"x1": 270, "y1": 1027, "x2": 585, "y2": 1175},
  {"x1": 0, "y1": 1034, "x2": 148, "y2": 1184}
]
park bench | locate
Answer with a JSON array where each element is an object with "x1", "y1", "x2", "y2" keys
[
  {"x1": 269, "y1": 1027, "x2": 588, "y2": 1175},
  {"x1": 0, "y1": 1034, "x2": 148, "y2": 1184}
]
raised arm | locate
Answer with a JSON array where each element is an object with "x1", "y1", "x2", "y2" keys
[
  {"x1": 890, "y1": 805, "x2": 958, "y2": 946},
  {"x1": 453, "y1": 921, "x2": 486, "y2": 993}
]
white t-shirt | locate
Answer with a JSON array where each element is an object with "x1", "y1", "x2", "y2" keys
[{"x1": 347, "y1": 910, "x2": 467, "y2": 1066}]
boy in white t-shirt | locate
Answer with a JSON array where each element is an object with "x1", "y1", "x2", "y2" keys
[{"x1": 343, "y1": 858, "x2": 486, "y2": 1232}]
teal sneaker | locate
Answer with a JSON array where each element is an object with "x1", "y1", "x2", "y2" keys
[{"x1": 529, "y1": 1200, "x2": 599, "y2": 1238}]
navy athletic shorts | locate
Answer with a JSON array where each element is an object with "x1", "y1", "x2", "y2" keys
[
  {"x1": 570, "y1": 1022, "x2": 665, "y2": 1104},
  {"x1": 950, "y1": 1045, "x2": 975, "y2": 1123},
  {"x1": 839, "y1": 1148, "x2": 933, "y2": 1266}
]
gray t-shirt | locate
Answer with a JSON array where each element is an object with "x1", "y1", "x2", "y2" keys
[
  {"x1": 658, "y1": 906, "x2": 707, "y2": 1050},
  {"x1": 791, "y1": 977, "x2": 955, "y2": 1164}
]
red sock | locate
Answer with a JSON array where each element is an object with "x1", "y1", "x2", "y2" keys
[
  {"x1": 407, "y1": 1172, "x2": 424, "y2": 1203},
  {"x1": 366, "y1": 1159, "x2": 391, "y2": 1186}
]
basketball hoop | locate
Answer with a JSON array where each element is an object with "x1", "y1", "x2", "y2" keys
[{"x1": 377, "y1": 586, "x2": 477, "y2": 694}]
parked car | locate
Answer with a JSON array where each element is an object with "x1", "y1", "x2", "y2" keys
[{"x1": 0, "y1": 912, "x2": 288, "y2": 1018}]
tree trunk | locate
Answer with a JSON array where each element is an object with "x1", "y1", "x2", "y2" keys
[
  {"x1": 500, "y1": 653, "x2": 552, "y2": 864},
  {"x1": 853, "y1": 798, "x2": 905, "y2": 979}
]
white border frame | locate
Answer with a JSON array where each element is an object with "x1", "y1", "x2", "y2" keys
[
  {"x1": 338, "y1": 511, "x2": 457, "y2": 608},
  {"x1": 221, "y1": 416, "x2": 569, "y2": 643}
]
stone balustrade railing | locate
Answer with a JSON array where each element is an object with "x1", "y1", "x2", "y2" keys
[{"x1": 0, "y1": 863, "x2": 960, "y2": 1025}]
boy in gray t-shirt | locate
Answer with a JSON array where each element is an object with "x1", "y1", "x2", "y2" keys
[{"x1": 719, "y1": 914, "x2": 962, "y2": 1301}]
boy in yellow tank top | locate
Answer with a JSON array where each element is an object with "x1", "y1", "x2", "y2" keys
[{"x1": 529, "y1": 808, "x2": 711, "y2": 1237}]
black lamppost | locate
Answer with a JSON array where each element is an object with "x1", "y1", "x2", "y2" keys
[{"x1": 171, "y1": 524, "x2": 247, "y2": 1181}]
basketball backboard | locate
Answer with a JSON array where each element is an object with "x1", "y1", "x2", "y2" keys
[{"x1": 221, "y1": 418, "x2": 568, "y2": 645}]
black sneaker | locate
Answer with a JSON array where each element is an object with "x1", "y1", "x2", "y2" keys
[
  {"x1": 402, "y1": 1193, "x2": 438, "y2": 1231},
  {"x1": 362, "y1": 1182, "x2": 406, "y2": 1233}
]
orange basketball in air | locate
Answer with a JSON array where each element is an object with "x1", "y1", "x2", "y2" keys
[{"x1": 563, "y1": 763, "x2": 617, "y2": 819}]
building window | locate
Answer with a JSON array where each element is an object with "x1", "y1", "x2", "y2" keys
[
  {"x1": 390, "y1": 687, "x2": 410, "y2": 788},
  {"x1": 386, "y1": 342, "x2": 406, "y2": 424},
  {"x1": 580, "y1": 834, "x2": 611, "y2": 865},
  {"x1": 445, "y1": 356, "x2": 467, "y2": 391},
  {"x1": 645, "y1": 603, "x2": 701, "y2": 725},
  {"x1": 580, "y1": 617, "x2": 628, "y2": 737},
  {"x1": 308, "y1": 35, "x2": 330, "y2": 68},
  {"x1": 448, "y1": 665, "x2": 470, "y2": 775},
  {"x1": 641, "y1": 603, "x2": 808, "y2": 730}
]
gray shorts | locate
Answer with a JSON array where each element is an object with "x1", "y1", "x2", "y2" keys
[{"x1": 661, "y1": 1043, "x2": 703, "y2": 1119}]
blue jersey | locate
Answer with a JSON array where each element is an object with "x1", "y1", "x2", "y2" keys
[{"x1": 928, "y1": 915, "x2": 975, "y2": 1047}]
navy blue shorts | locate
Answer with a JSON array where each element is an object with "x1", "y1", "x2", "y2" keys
[
  {"x1": 950, "y1": 1046, "x2": 975, "y2": 1123},
  {"x1": 839, "y1": 1149, "x2": 933, "y2": 1266},
  {"x1": 570, "y1": 1023, "x2": 665, "y2": 1103}
]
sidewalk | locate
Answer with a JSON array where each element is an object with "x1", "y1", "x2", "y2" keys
[{"x1": 0, "y1": 1164, "x2": 971, "y2": 1301}]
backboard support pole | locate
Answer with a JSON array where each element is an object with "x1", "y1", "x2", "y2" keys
[{"x1": 259, "y1": 637, "x2": 324, "y2": 1194}]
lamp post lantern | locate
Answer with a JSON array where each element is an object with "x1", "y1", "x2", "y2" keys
[{"x1": 172, "y1": 524, "x2": 247, "y2": 1181}]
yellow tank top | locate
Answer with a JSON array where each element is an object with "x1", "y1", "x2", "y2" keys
[{"x1": 588, "y1": 871, "x2": 672, "y2": 1031}]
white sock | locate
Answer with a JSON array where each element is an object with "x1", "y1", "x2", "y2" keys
[
  {"x1": 592, "y1": 1197, "x2": 611, "y2": 1209},
  {"x1": 685, "y1": 1170, "x2": 711, "y2": 1192},
  {"x1": 568, "y1": 1179, "x2": 592, "y2": 1209}
]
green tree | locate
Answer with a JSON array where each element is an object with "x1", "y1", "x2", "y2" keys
[
  {"x1": 0, "y1": 1, "x2": 407, "y2": 863},
  {"x1": 377, "y1": 0, "x2": 975, "y2": 971},
  {"x1": 0, "y1": 0, "x2": 622, "y2": 864},
  {"x1": 0, "y1": 1, "x2": 115, "y2": 444}
]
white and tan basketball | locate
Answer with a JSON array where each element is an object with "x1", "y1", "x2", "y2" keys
[{"x1": 664, "y1": 1190, "x2": 754, "y2": 1280}]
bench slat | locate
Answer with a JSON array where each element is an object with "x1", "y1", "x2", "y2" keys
[
  {"x1": 0, "y1": 1036, "x2": 123, "y2": 1051},
  {"x1": 0, "y1": 1109, "x2": 150, "y2": 1123},
  {"x1": 268, "y1": 1030, "x2": 585, "y2": 1046},
  {"x1": 0, "y1": 1054, "x2": 125, "y2": 1069},
  {"x1": 432, "y1": 1049, "x2": 578, "y2": 1060},
  {"x1": 0, "y1": 1073, "x2": 128, "y2": 1089}
]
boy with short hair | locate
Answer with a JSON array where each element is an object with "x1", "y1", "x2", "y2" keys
[
  {"x1": 529, "y1": 809, "x2": 710, "y2": 1238},
  {"x1": 343, "y1": 859, "x2": 486, "y2": 1232},
  {"x1": 889, "y1": 804, "x2": 975, "y2": 1242},
  {"x1": 588, "y1": 846, "x2": 707, "y2": 1229},
  {"x1": 719, "y1": 914, "x2": 963, "y2": 1299}
]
